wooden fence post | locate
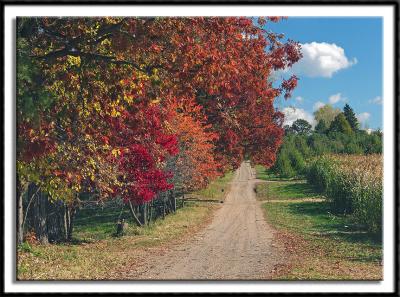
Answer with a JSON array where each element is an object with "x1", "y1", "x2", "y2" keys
[{"x1": 162, "y1": 196, "x2": 166, "y2": 219}]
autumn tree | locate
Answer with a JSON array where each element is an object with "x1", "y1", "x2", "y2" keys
[
  {"x1": 165, "y1": 97, "x2": 220, "y2": 192},
  {"x1": 313, "y1": 104, "x2": 341, "y2": 129}
]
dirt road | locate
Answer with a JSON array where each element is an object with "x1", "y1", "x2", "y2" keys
[{"x1": 133, "y1": 162, "x2": 282, "y2": 280}]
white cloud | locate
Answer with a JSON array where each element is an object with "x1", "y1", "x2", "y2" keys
[
  {"x1": 357, "y1": 112, "x2": 371, "y2": 124},
  {"x1": 290, "y1": 42, "x2": 357, "y2": 78},
  {"x1": 313, "y1": 101, "x2": 325, "y2": 111},
  {"x1": 368, "y1": 96, "x2": 383, "y2": 105},
  {"x1": 282, "y1": 107, "x2": 315, "y2": 127},
  {"x1": 295, "y1": 96, "x2": 304, "y2": 103},
  {"x1": 329, "y1": 93, "x2": 346, "y2": 104}
]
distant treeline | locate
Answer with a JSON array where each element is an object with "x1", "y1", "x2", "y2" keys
[{"x1": 273, "y1": 103, "x2": 382, "y2": 177}]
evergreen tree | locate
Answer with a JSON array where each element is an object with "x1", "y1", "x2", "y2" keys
[{"x1": 343, "y1": 103, "x2": 359, "y2": 131}]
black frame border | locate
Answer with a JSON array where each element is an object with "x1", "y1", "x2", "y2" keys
[{"x1": 2, "y1": 1, "x2": 399, "y2": 296}]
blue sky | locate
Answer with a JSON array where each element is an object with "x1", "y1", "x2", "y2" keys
[{"x1": 266, "y1": 17, "x2": 383, "y2": 130}]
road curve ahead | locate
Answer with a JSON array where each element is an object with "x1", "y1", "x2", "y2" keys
[{"x1": 135, "y1": 161, "x2": 282, "y2": 280}]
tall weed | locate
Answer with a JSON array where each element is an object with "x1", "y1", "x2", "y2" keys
[{"x1": 306, "y1": 154, "x2": 382, "y2": 233}]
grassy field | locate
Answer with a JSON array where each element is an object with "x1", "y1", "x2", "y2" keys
[
  {"x1": 256, "y1": 171, "x2": 382, "y2": 280},
  {"x1": 17, "y1": 173, "x2": 234, "y2": 280},
  {"x1": 255, "y1": 180, "x2": 323, "y2": 201},
  {"x1": 255, "y1": 165, "x2": 301, "y2": 181}
]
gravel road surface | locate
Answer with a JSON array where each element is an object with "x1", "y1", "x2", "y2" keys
[{"x1": 133, "y1": 161, "x2": 282, "y2": 280}]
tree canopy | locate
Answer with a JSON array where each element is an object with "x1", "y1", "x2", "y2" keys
[
  {"x1": 313, "y1": 104, "x2": 341, "y2": 128},
  {"x1": 290, "y1": 119, "x2": 312, "y2": 135},
  {"x1": 17, "y1": 16, "x2": 302, "y2": 206},
  {"x1": 329, "y1": 113, "x2": 353, "y2": 135}
]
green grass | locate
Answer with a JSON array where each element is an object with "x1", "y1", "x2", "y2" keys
[
  {"x1": 74, "y1": 207, "x2": 132, "y2": 241},
  {"x1": 192, "y1": 171, "x2": 234, "y2": 200},
  {"x1": 255, "y1": 165, "x2": 301, "y2": 181},
  {"x1": 256, "y1": 180, "x2": 322, "y2": 201},
  {"x1": 265, "y1": 201, "x2": 381, "y2": 245},
  {"x1": 260, "y1": 178, "x2": 382, "y2": 280}
]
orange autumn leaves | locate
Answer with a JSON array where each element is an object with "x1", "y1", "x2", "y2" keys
[{"x1": 166, "y1": 97, "x2": 220, "y2": 192}]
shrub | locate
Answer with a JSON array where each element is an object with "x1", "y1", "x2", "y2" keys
[
  {"x1": 273, "y1": 150, "x2": 295, "y2": 177},
  {"x1": 306, "y1": 156, "x2": 336, "y2": 193},
  {"x1": 289, "y1": 148, "x2": 306, "y2": 175}
]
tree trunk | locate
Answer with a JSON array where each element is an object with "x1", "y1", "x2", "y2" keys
[
  {"x1": 161, "y1": 197, "x2": 165, "y2": 219},
  {"x1": 148, "y1": 201, "x2": 153, "y2": 223},
  {"x1": 139, "y1": 203, "x2": 147, "y2": 225},
  {"x1": 46, "y1": 201, "x2": 68, "y2": 242},
  {"x1": 17, "y1": 177, "x2": 29, "y2": 245},
  {"x1": 128, "y1": 201, "x2": 143, "y2": 227},
  {"x1": 17, "y1": 187, "x2": 24, "y2": 245},
  {"x1": 67, "y1": 206, "x2": 76, "y2": 241},
  {"x1": 33, "y1": 189, "x2": 49, "y2": 244},
  {"x1": 64, "y1": 203, "x2": 69, "y2": 240}
]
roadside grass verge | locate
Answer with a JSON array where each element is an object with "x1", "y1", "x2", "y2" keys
[
  {"x1": 260, "y1": 180, "x2": 382, "y2": 280},
  {"x1": 255, "y1": 180, "x2": 322, "y2": 201},
  {"x1": 17, "y1": 172, "x2": 234, "y2": 280}
]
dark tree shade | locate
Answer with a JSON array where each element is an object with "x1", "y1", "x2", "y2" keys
[
  {"x1": 284, "y1": 125, "x2": 292, "y2": 135},
  {"x1": 291, "y1": 119, "x2": 312, "y2": 135},
  {"x1": 343, "y1": 103, "x2": 359, "y2": 131},
  {"x1": 315, "y1": 119, "x2": 327, "y2": 133}
]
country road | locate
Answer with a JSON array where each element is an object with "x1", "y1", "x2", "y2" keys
[{"x1": 132, "y1": 161, "x2": 283, "y2": 280}]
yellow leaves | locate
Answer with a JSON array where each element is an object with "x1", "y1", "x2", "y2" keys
[
  {"x1": 111, "y1": 148, "x2": 121, "y2": 157},
  {"x1": 93, "y1": 102, "x2": 101, "y2": 112},
  {"x1": 48, "y1": 80, "x2": 66, "y2": 97},
  {"x1": 100, "y1": 38, "x2": 112, "y2": 47},
  {"x1": 136, "y1": 68, "x2": 150, "y2": 81},
  {"x1": 110, "y1": 107, "x2": 121, "y2": 117},
  {"x1": 66, "y1": 55, "x2": 81, "y2": 67},
  {"x1": 123, "y1": 93, "x2": 134, "y2": 104},
  {"x1": 150, "y1": 98, "x2": 161, "y2": 105}
]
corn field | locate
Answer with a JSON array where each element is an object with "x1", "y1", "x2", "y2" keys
[{"x1": 306, "y1": 154, "x2": 382, "y2": 233}]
